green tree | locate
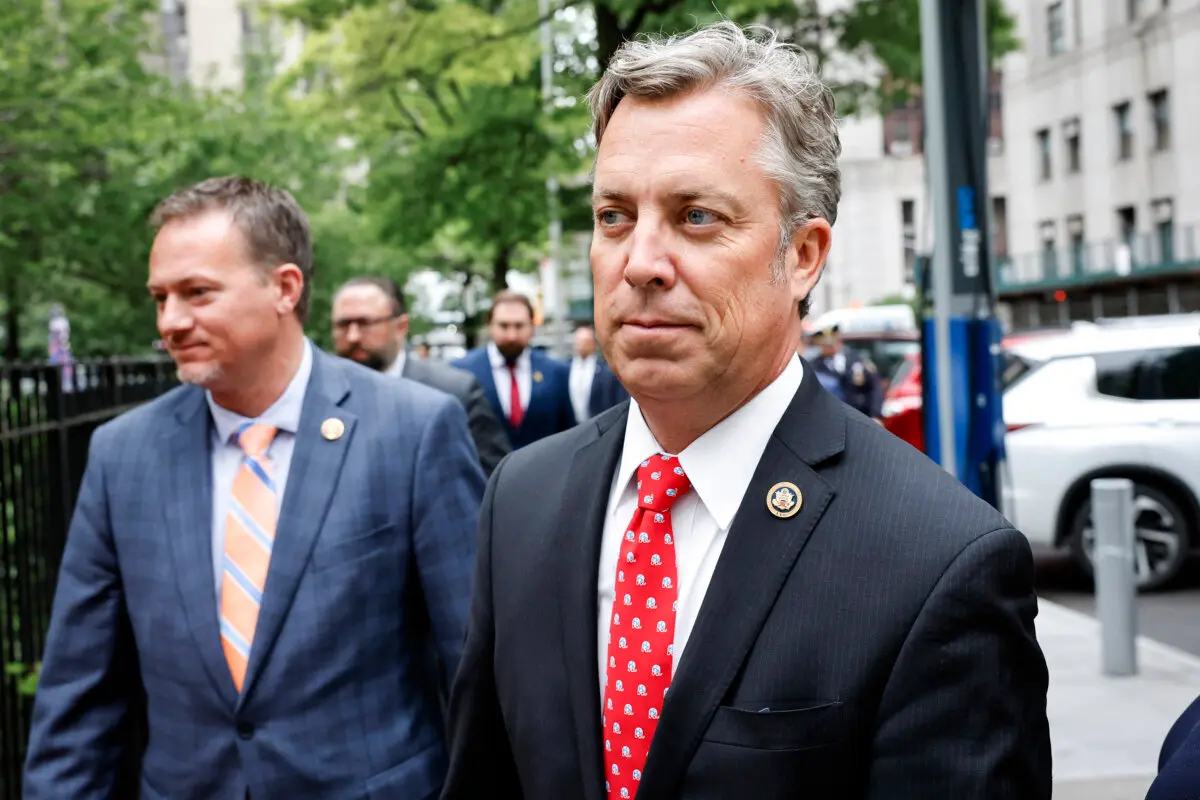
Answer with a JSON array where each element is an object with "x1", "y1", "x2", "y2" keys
[{"x1": 1, "y1": 0, "x2": 362, "y2": 358}]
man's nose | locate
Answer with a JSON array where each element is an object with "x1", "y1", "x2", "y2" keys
[
  {"x1": 623, "y1": 219, "x2": 676, "y2": 289},
  {"x1": 158, "y1": 296, "x2": 193, "y2": 335}
]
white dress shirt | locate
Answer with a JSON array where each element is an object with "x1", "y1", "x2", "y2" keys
[
  {"x1": 384, "y1": 348, "x2": 407, "y2": 379},
  {"x1": 206, "y1": 339, "x2": 314, "y2": 612},
  {"x1": 487, "y1": 340, "x2": 531, "y2": 419},
  {"x1": 596, "y1": 355, "x2": 805, "y2": 700},
  {"x1": 569, "y1": 354, "x2": 597, "y2": 423}
]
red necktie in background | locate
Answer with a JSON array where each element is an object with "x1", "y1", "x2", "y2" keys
[{"x1": 507, "y1": 363, "x2": 523, "y2": 428}]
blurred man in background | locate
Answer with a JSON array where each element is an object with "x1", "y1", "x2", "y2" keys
[
  {"x1": 331, "y1": 275, "x2": 509, "y2": 476},
  {"x1": 810, "y1": 324, "x2": 882, "y2": 421},
  {"x1": 567, "y1": 323, "x2": 629, "y2": 423},
  {"x1": 453, "y1": 290, "x2": 575, "y2": 449}
]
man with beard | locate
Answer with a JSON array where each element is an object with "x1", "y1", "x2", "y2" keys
[
  {"x1": 331, "y1": 275, "x2": 510, "y2": 476},
  {"x1": 23, "y1": 176, "x2": 484, "y2": 799},
  {"x1": 453, "y1": 290, "x2": 576, "y2": 449}
]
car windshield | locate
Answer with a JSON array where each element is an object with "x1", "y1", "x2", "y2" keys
[{"x1": 1001, "y1": 352, "x2": 1038, "y2": 389}]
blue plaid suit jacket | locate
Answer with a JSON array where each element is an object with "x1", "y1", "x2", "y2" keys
[{"x1": 23, "y1": 347, "x2": 485, "y2": 799}]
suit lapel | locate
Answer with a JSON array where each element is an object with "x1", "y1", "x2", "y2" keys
[
  {"x1": 164, "y1": 388, "x2": 239, "y2": 706},
  {"x1": 638, "y1": 365, "x2": 847, "y2": 797},
  {"x1": 237, "y1": 351, "x2": 357, "y2": 707},
  {"x1": 558, "y1": 407, "x2": 628, "y2": 800},
  {"x1": 471, "y1": 350, "x2": 508, "y2": 434},
  {"x1": 587, "y1": 362, "x2": 604, "y2": 419},
  {"x1": 522, "y1": 350, "x2": 550, "y2": 430}
]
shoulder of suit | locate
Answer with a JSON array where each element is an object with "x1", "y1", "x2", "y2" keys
[
  {"x1": 532, "y1": 350, "x2": 570, "y2": 375},
  {"x1": 89, "y1": 383, "x2": 199, "y2": 455},
  {"x1": 840, "y1": 413, "x2": 1010, "y2": 537},
  {"x1": 491, "y1": 419, "x2": 602, "y2": 489},
  {"x1": 336, "y1": 353, "x2": 459, "y2": 419},
  {"x1": 410, "y1": 358, "x2": 475, "y2": 392}
]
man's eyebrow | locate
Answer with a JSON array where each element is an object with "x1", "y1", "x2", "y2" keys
[
  {"x1": 592, "y1": 187, "x2": 633, "y2": 205},
  {"x1": 591, "y1": 186, "x2": 748, "y2": 216},
  {"x1": 670, "y1": 186, "x2": 747, "y2": 215}
]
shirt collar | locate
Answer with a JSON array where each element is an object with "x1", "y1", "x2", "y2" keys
[
  {"x1": 206, "y1": 338, "x2": 314, "y2": 445},
  {"x1": 612, "y1": 355, "x2": 805, "y2": 530},
  {"x1": 488, "y1": 340, "x2": 530, "y2": 370},
  {"x1": 385, "y1": 348, "x2": 407, "y2": 379}
]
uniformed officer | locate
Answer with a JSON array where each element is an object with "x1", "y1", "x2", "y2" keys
[{"x1": 810, "y1": 324, "x2": 883, "y2": 421}]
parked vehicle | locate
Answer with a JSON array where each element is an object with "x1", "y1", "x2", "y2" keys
[
  {"x1": 881, "y1": 350, "x2": 923, "y2": 451},
  {"x1": 1001, "y1": 314, "x2": 1200, "y2": 590}
]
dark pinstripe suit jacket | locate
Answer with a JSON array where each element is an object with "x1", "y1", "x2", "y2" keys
[
  {"x1": 24, "y1": 348, "x2": 486, "y2": 799},
  {"x1": 442, "y1": 360, "x2": 1052, "y2": 799}
]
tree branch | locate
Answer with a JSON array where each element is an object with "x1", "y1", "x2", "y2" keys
[
  {"x1": 387, "y1": 87, "x2": 428, "y2": 139},
  {"x1": 436, "y1": 0, "x2": 591, "y2": 69},
  {"x1": 623, "y1": 0, "x2": 682, "y2": 38},
  {"x1": 419, "y1": 80, "x2": 455, "y2": 126}
]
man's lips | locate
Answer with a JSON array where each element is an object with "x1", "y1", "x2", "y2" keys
[{"x1": 621, "y1": 318, "x2": 692, "y2": 329}]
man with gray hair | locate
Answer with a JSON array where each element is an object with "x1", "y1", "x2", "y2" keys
[{"x1": 443, "y1": 21, "x2": 1051, "y2": 800}]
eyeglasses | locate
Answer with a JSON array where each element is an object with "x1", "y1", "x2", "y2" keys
[{"x1": 332, "y1": 314, "x2": 397, "y2": 333}]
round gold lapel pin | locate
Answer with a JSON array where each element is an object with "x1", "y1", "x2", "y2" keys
[
  {"x1": 767, "y1": 482, "x2": 802, "y2": 518},
  {"x1": 320, "y1": 417, "x2": 345, "y2": 441}
]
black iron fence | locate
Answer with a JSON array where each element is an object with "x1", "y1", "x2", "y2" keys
[{"x1": 0, "y1": 357, "x2": 178, "y2": 799}]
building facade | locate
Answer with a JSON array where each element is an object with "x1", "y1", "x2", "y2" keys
[
  {"x1": 997, "y1": 0, "x2": 1200, "y2": 328},
  {"x1": 156, "y1": 0, "x2": 305, "y2": 89}
]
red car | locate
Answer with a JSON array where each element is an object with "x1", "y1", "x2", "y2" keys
[
  {"x1": 879, "y1": 328, "x2": 1069, "y2": 453},
  {"x1": 882, "y1": 351, "x2": 924, "y2": 451}
]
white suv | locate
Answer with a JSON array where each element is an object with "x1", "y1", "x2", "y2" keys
[{"x1": 1001, "y1": 314, "x2": 1200, "y2": 590}]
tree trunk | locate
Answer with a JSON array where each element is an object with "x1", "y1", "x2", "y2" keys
[
  {"x1": 4, "y1": 270, "x2": 20, "y2": 362},
  {"x1": 594, "y1": 1, "x2": 624, "y2": 73},
  {"x1": 490, "y1": 245, "x2": 512, "y2": 294}
]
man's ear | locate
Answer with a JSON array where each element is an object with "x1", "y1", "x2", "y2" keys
[
  {"x1": 786, "y1": 218, "x2": 832, "y2": 305},
  {"x1": 274, "y1": 263, "x2": 305, "y2": 315}
]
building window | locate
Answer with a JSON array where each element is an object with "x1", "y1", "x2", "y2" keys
[
  {"x1": 1066, "y1": 215, "x2": 1085, "y2": 275},
  {"x1": 1039, "y1": 220, "x2": 1058, "y2": 278},
  {"x1": 1127, "y1": 0, "x2": 1141, "y2": 21},
  {"x1": 1149, "y1": 90, "x2": 1170, "y2": 151},
  {"x1": 1113, "y1": 102, "x2": 1133, "y2": 161},
  {"x1": 1116, "y1": 206, "x2": 1137, "y2": 268},
  {"x1": 987, "y1": 70, "x2": 1004, "y2": 148},
  {"x1": 1153, "y1": 199, "x2": 1174, "y2": 264},
  {"x1": 1047, "y1": 2, "x2": 1066, "y2": 55},
  {"x1": 901, "y1": 199, "x2": 917, "y2": 284},
  {"x1": 1062, "y1": 118, "x2": 1081, "y2": 173},
  {"x1": 883, "y1": 96, "x2": 923, "y2": 157},
  {"x1": 1036, "y1": 128, "x2": 1052, "y2": 180},
  {"x1": 991, "y1": 196, "x2": 1009, "y2": 258}
]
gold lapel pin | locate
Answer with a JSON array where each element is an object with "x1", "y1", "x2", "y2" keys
[
  {"x1": 767, "y1": 482, "x2": 802, "y2": 518},
  {"x1": 320, "y1": 417, "x2": 345, "y2": 441},
  {"x1": 533, "y1": 371, "x2": 544, "y2": 383}
]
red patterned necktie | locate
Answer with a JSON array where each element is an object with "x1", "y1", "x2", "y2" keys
[{"x1": 602, "y1": 453, "x2": 692, "y2": 799}]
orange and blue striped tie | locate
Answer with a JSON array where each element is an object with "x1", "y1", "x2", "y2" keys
[{"x1": 220, "y1": 422, "x2": 278, "y2": 692}]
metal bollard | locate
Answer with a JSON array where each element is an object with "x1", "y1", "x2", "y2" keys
[{"x1": 1091, "y1": 477, "x2": 1138, "y2": 677}]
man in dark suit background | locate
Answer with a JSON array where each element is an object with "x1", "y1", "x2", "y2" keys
[
  {"x1": 442, "y1": 22, "x2": 1051, "y2": 800},
  {"x1": 568, "y1": 323, "x2": 630, "y2": 423},
  {"x1": 24, "y1": 176, "x2": 484, "y2": 799},
  {"x1": 453, "y1": 290, "x2": 575, "y2": 449},
  {"x1": 331, "y1": 275, "x2": 510, "y2": 476}
]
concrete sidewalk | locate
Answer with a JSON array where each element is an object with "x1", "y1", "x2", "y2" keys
[{"x1": 1040, "y1": 599, "x2": 1200, "y2": 799}]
